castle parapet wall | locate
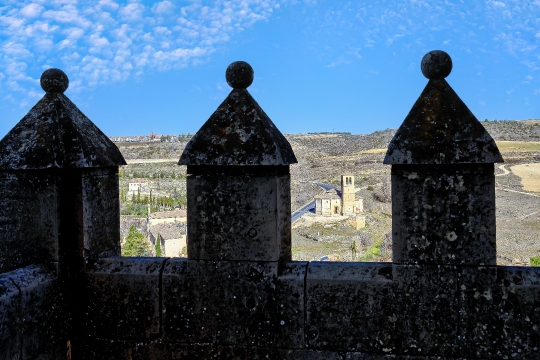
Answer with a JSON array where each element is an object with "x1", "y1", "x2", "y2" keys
[{"x1": 0, "y1": 54, "x2": 539, "y2": 359}]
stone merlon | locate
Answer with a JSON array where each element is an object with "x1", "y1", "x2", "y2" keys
[
  {"x1": 384, "y1": 50, "x2": 503, "y2": 165},
  {"x1": 0, "y1": 68, "x2": 126, "y2": 170},
  {"x1": 178, "y1": 61, "x2": 297, "y2": 166}
]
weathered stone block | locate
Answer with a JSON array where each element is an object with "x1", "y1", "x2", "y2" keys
[
  {"x1": 85, "y1": 257, "x2": 166, "y2": 339},
  {"x1": 305, "y1": 262, "x2": 395, "y2": 353},
  {"x1": 186, "y1": 173, "x2": 291, "y2": 261},
  {"x1": 82, "y1": 167, "x2": 121, "y2": 258},
  {"x1": 393, "y1": 265, "x2": 459, "y2": 357},
  {"x1": 0, "y1": 265, "x2": 65, "y2": 359},
  {"x1": 133, "y1": 343, "x2": 404, "y2": 359},
  {"x1": 460, "y1": 266, "x2": 540, "y2": 359},
  {"x1": 391, "y1": 165, "x2": 496, "y2": 266},
  {"x1": 0, "y1": 172, "x2": 58, "y2": 273},
  {"x1": 162, "y1": 259, "x2": 306, "y2": 347},
  {"x1": 17, "y1": 265, "x2": 66, "y2": 359},
  {"x1": 0, "y1": 270, "x2": 20, "y2": 359},
  {"x1": 81, "y1": 338, "x2": 134, "y2": 360},
  {"x1": 132, "y1": 343, "x2": 213, "y2": 360}
]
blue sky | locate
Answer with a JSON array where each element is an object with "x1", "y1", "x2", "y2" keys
[{"x1": 1, "y1": 0, "x2": 539, "y2": 137}]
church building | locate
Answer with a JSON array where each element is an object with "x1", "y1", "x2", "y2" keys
[{"x1": 314, "y1": 175, "x2": 363, "y2": 216}]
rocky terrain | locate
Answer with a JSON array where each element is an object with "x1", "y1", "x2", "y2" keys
[{"x1": 115, "y1": 120, "x2": 540, "y2": 265}]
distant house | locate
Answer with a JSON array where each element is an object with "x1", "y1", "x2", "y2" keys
[
  {"x1": 315, "y1": 175, "x2": 363, "y2": 216},
  {"x1": 148, "y1": 208, "x2": 187, "y2": 226},
  {"x1": 149, "y1": 132, "x2": 163, "y2": 142},
  {"x1": 314, "y1": 189, "x2": 342, "y2": 216},
  {"x1": 149, "y1": 223, "x2": 187, "y2": 257},
  {"x1": 128, "y1": 178, "x2": 148, "y2": 193}
]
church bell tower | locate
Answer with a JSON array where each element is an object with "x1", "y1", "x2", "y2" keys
[{"x1": 341, "y1": 174, "x2": 355, "y2": 215}]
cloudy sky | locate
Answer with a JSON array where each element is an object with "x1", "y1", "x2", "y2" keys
[{"x1": 1, "y1": 0, "x2": 539, "y2": 136}]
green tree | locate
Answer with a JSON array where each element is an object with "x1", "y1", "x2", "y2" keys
[
  {"x1": 155, "y1": 234, "x2": 162, "y2": 257},
  {"x1": 122, "y1": 226, "x2": 148, "y2": 256},
  {"x1": 137, "y1": 188, "x2": 141, "y2": 203}
]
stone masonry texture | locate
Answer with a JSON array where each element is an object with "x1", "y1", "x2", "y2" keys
[
  {"x1": 186, "y1": 173, "x2": 292, "y2": 261},
  {"x1": 0, "y1": 171, "x2": 59, "y2": 273},
  {"x1": 162, "y1": 259, "x2": 306, "y2": 348},
  {"x1": 391, "y1": 164, "x2": 497, "y2": 266}
]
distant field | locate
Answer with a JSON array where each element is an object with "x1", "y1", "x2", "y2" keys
[
  {"x1": 496, "y1": 141, "x2": 540, "y2": 153},
  {"x1": 356, "y1": 148, "x2": 387, "y2": 154},
  {"x1": 519, "y1": 120, "x2": 540, "y2": 125},
  {"x1": 511, "y1": 163, "x2": 540, "y2": 192}
]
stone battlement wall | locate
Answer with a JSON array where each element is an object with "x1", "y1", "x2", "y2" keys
[{"x1": 1, "y1": 55, "x2": 539, "y2": 359}]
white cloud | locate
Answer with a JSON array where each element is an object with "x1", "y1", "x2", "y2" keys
[
  {"x1": 119, "y1": 3, "x2": 145, "y2": 22},
  {"x1": 5, "y1": 0, "x2": 539, "y2": 110},
  {"x1": 20, "y1": 4, "x2": 44, "y2": 18},
  {"x1": 42, "y1": 8, "x2": 90, "y2": 27},
  {"x1": 98, "y1": 0, "x2": 119, "y2": 11},
  {"x1": 521, "y1": 60, "x2": 539, "y2": 71},
  {"x1": 64, "y1": 27, "x2": 84, "y2": 39},
  {"x1": 2, "y1": 42, "x2": 32, "y2": 58},
  {"x1": 89, "y1": 34, "x2": 110, "y2": 48},
  {"x1": 154, "y1": 26, "x2": 171, "y2": 35},
  {"x1": 494, "y1": 32, "x2": 537, "y2": 56},
  {"x1": 152, "y1": 1, "x2": 174, "y2": 15},
  {"x1": 0, "y1": 16, "x2": 25, "y2": 30},
  {"x1": 490, "y1": 1, "x2": 506, "y2": 8},
  {"x1": 0, "y1": 0, "x2": 280, "y2": 103}
]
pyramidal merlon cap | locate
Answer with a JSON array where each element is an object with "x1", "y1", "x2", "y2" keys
[
  {"x1": 384, "y1": 50, "x2": 503, "y2": 165},
  {"x1": 179, "y1": 61, "x2": 297, "y2": 166},
  {"x1": 0, "y1": 68, "x2": 126, "y2": 170}
]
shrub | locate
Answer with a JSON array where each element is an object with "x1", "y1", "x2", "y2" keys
[
  {"x1": 531, "y1": 256, "x2": 540, "y2": 267},
  {"x1": 367, "y1": 185, "x2": 374, "y2": 191},
  {"x1": 357, "y1": 233, "x2": 372, "y2": 247},
  {"x1": 122, "y1": 226, "x2": 148, "y2": 256},
  {"x1": 121, "y1": 203, "x2": 148, "y2": 217},
  {"x1": 155, "y1": 234, "x2": 162, "y2": 257}
]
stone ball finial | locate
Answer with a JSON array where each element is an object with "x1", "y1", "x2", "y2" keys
[
  {"x1": 421, "y1": 50, "x2": 452, "y2": 80},
  {"x1": 40, "y1": 68, "x2": 69, "y2": 94},
  {"x1": 226, "y1": 61, "x2": 254, "y2": 89}
]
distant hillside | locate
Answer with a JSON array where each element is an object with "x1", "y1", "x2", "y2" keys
[
  {"x1": 114, "y1": 120, "x2": 540, "y2": 160},
  {"x1": 481, "y1": 120, "x2": 540, "y2": 141},
  {"x1": 286, "y1": 120, "x2": 540, "y2": 158},
  {"x1": 286, "y1": 129, "x2": 396, "y2": 157}
]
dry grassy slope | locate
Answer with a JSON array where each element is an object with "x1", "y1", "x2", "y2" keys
[
  {"x1": 114, "y1": 121, "x2": 540, "y2": 161},
  {"x1": 482, "y1": 119, "x2": 540, "y2": 141},
  {"x1": 114, "y1": 120, "x2": 540, "y2": 264},
  {"x1": 287, "y1": 122, "x2": 540, "y2": 208},
  {"x1": 285, "y1": 121, "x2": 540, "y2": 264}
]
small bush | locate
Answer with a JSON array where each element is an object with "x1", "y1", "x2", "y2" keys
[
  {"x1": 155, "y1": 235, "x2": 162, "y2": 257},
  {"x1": 530, "y1": 256, "x2": 540, "y2": 267},
  {"x1": 357, "y1": 233, "x2": 372, "y2": 247},
  {"x1": 121, "y1": 203, "x2": 148, "y2": 217},
  {"x1": 122, "y1": 226, "x2": 148, "y2": 256},
  {"x1": 367, "y1": 185, "x2": 374, "y2": 191}
]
